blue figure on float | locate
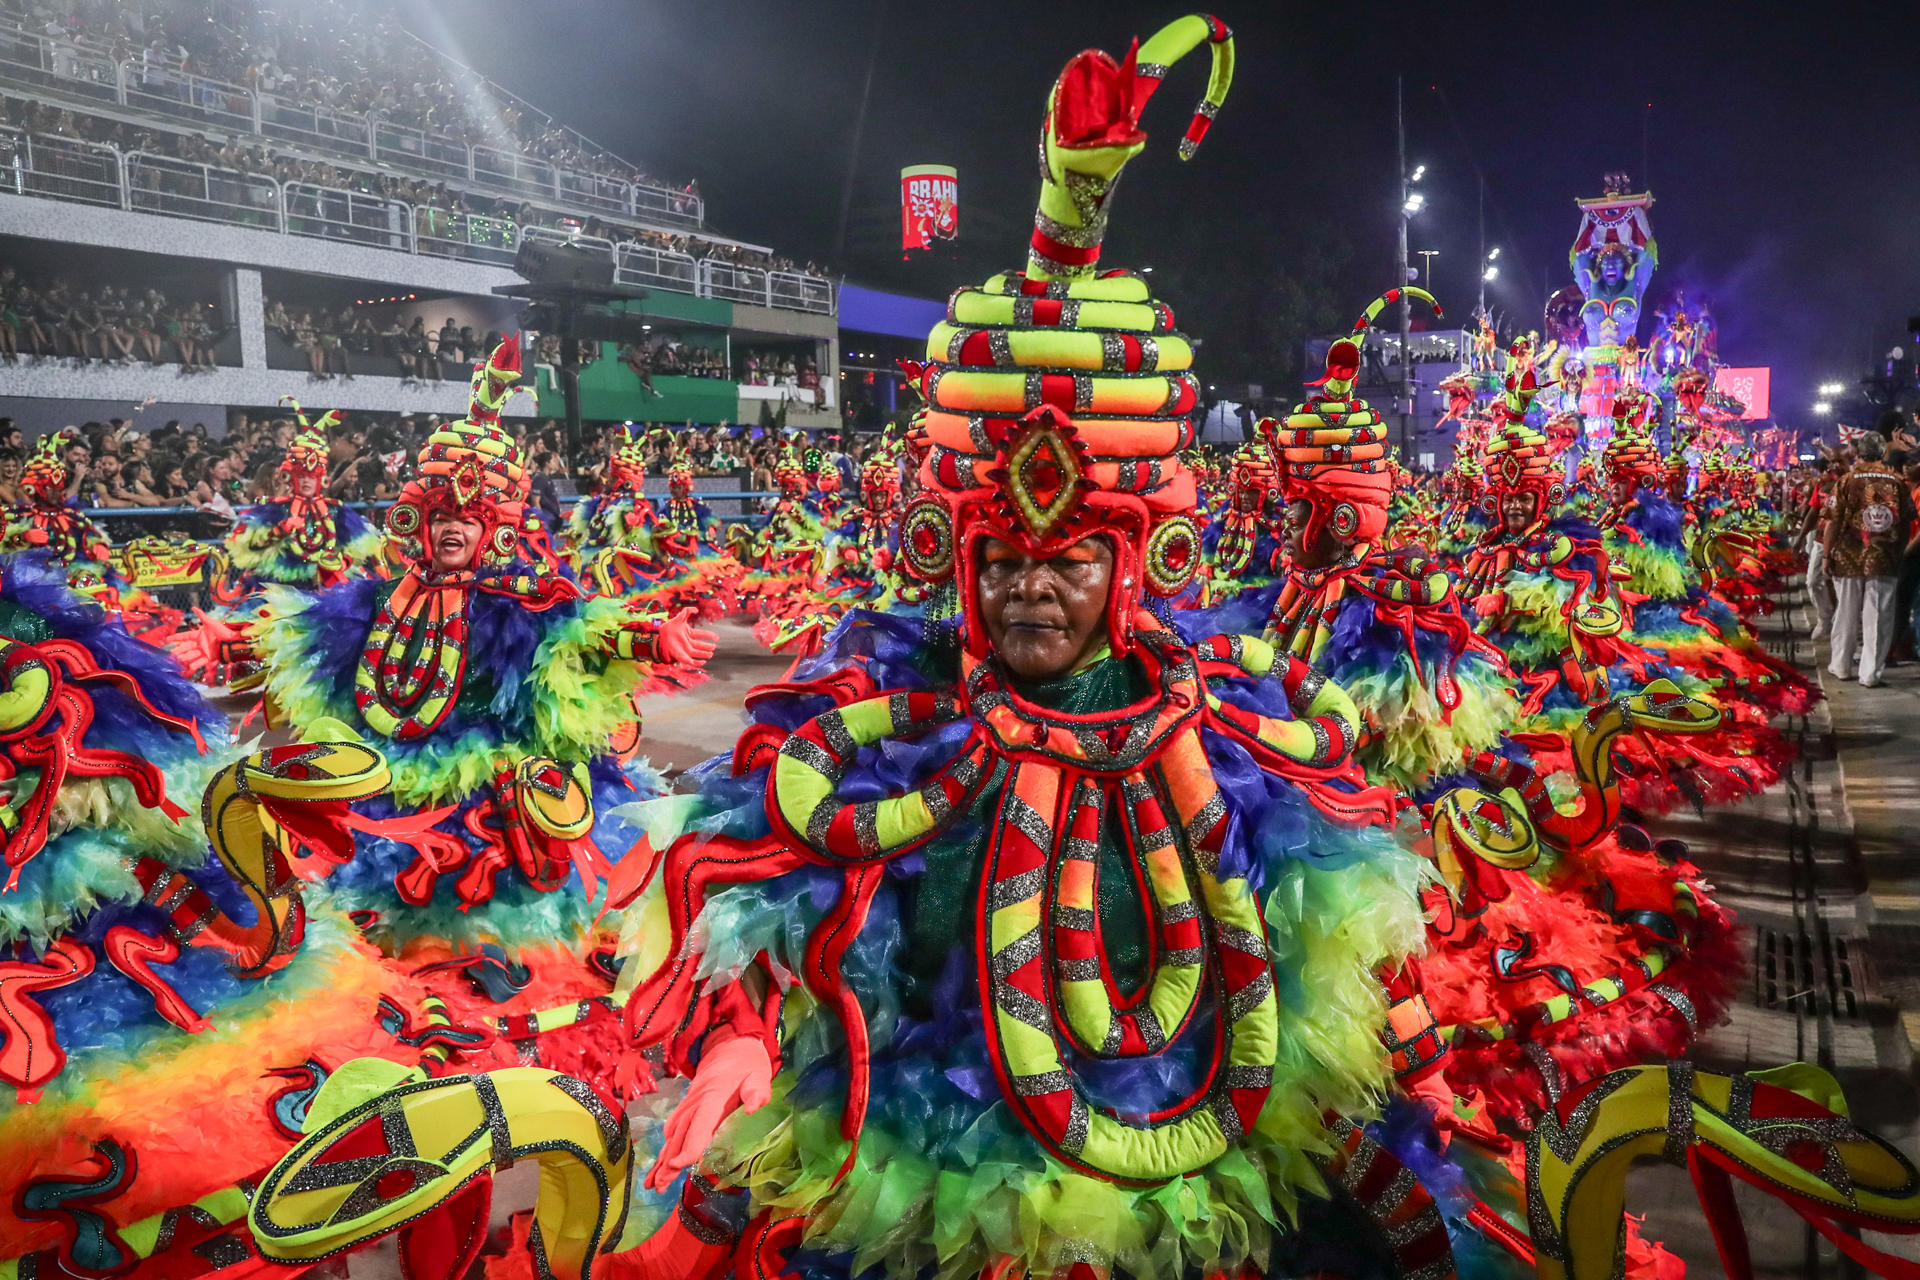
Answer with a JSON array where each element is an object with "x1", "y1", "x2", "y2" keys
[{"x1": 1571, "y1": 173, "x2": 1657, "y2": 351}]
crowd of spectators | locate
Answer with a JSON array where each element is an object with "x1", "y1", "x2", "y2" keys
[
  {"x1": 265, "y1": 298, "x2": 505, "y2": 382},
  {"x1": 3, "y1": 98, "x2": 831, "y2": 279},
  {"x1": 0, "y1": 0, "x2": 688, "y2": 196},
  {"x1": 0, "y1": 261, "x2": 222, "y2": 368}
]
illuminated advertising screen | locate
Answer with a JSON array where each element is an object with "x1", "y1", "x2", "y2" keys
[
  {"x1": 901, "y1": 165, "x2": 958, "y2": 253},
  {"x1": 1712, "y1": 366, "x2": 1770, "y2": 420}
]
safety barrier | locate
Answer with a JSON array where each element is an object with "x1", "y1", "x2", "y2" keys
[
  {"x1": 0, "y1": 21, "x2": 707, "y2": 231},
  {"x1": 0, "y1": 129, "x2": 834, "y2": 315}
]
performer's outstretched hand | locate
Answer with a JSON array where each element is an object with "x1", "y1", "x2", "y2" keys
[
  {"x1": 165, "y1": 608, "x2": 238, "y2": 675},
  {"x1": 643, "y1": 1033, "x2": 772, "y2": 1192},
  {"x1": 657, "y1": 607, "x2": 718, "y2": 665}
]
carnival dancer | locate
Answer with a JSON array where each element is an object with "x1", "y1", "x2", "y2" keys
[
  {"x1": 1199, "y1": 308, "x2": 1735, "y2": 1134},
  {"x1": 1199, "y1": 439, "x2": 1282, "y2": 600},
  {"x1": 758, "y1": 438, "x2": 910, "y2": 654},
  {"x1": 221, "y1": 402, "x2": 386, "y2": 594},
  {"x1": 568, "y1": 424, "x2": 662, "y2": 599},
  {"x1": 646, "y1": 436, "x2": 742, "y2": 618},
  {"x1": 0, "y1": 553, "x2": 421, "y2": 1271},
  {"x1": 589, "y1": 24, "x2": 1493, "y2": 1278},
  {"x1": 171, "y1": 337, "x2": 719, "y2": 1082},
  {"x1": 243, "y1": 21, "x2": 1920, "y2": 1280},
  {"x1": 729, "y1": 442, "x2": 827, "y2": 613},
  {"x1": 1599, "y1": 400, "x2": 1819, "y2": 722},
  {"x1": 2, "y1": 430, "x2": 122, "y2": 612}
]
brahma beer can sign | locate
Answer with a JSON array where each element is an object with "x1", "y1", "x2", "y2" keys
[{"x1": 901, "y1": 164, "x2": 958, "y2": 253}]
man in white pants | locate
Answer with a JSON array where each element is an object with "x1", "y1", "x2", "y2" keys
[
  {"x1": 1802, "y1": 460, "x2": 1839, "y2": 640},
  {"x1": 1826, "y1": 432, "x2": 1914, "y2": 687}
]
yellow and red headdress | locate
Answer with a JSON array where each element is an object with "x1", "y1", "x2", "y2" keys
[
  {"x1": 899, "y1": 15, "x2": 1234, "y2": 657},
  {"x1": 384, "y1": 336, "x2": 529, "y2": 567},
  {"x1": 20, "y1": 430, "x2": 69, "y2": 504},
  {"x1": 275, "y1": 400, "x2": 342, "y2": 488},
  {"x1": 1260, "y1": 288, "x2": 1441, "y2": 550},
  {"x1": 1602, "y1": 391, "x2": 1663, "y2": 491},
  {"x1": 1480, "y1": 418, "x2": 1566, "y2": 517},
  {"x1": 860, "y1": 442, "x2": 902, "y2": 509},
  {"x1": 607, "y1": 425, "x2": 650, "y2": 494}
]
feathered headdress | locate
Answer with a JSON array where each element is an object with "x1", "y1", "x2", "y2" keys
[
  {"x1": 275, "y1": 398, "x2": 342, "y2": 485},
  {"x1": 21, "y1": 429, "x2": 70, "y2": 503},
  {"x1": 899, "y1": 16, "x2": 1233, "y2": 656},
  {"x1": 1260, "y1": 288, "x2": 1441, "y2": 550},
  {"x1": 383, "y1": 336, "x2": 530, "y2": 567}
]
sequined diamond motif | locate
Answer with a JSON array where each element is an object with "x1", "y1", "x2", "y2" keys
[{"x1": 1007, "y1": 421, "x2": 1083, "y2": 537}]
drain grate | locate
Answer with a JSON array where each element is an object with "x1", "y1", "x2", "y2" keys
[{"x1": 1755, "y1": 927, "x2": 1868, "y2": 1020}]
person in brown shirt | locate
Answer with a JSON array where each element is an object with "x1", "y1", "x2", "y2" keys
[{"x1": 1825, "y1": 432, "x2": 1917, "y2": 686}]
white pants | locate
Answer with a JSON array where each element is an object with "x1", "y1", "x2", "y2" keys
[
  {"x1": 1806, "y1": 539, "x2": 1835, "y2": 635},
  {"x1": 1829, "y1": 576, "x2": 1897, "y2": 684}
]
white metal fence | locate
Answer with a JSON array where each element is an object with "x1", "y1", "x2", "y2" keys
[
  {"x1": 0, "y1": 132, "x2": 836, "y2": 314},
  {"x1": 0, "y1": 22, "x2": 707, "y2": 230}
]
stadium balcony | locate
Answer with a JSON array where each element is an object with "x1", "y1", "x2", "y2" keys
[
  {"x1": 0, "y1": 17, "x2": 706, "y2": 231},
  {"x1": 0, "y1": 122, "x2": 835, "y2": 317}
]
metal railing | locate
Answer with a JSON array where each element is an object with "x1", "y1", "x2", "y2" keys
[
  {"x1": 416, "y1": 206, "x2": 519, "y2": 266},
  {"x1": 126, "y1": 149, "x2": 280, "y2": 229},
  {"x1": 615, "y1": 241, "x2": 700, "y2": 293},
  {"x1": 257, "y1": 93, "x2": 373, "y2": 160},
  {"x1": 0, "y1": 132, "x2": 833, "y2": 314},
  {"x1": 471, "y1": 144, "x2": 555, "y2": 202},
  {"x1": 374, "y1": 118, "x2": 472, "y2": 182},
  {"x1": 281, "y1": 181, "x2": 413, "y2": 251},
  {"x1": 0, "y1": 22, "x2": 708, "y2": 232},
  {"x1": 0, "y1": 26, "x2": 118, "y2": 104},
  {"x1": 121, "y1": 63, "x2": 255, "y2": 134},
  {"x1": 19, "y1": 131, "x2": 121, "y2": 207}
]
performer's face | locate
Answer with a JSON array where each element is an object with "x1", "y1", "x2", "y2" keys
[
  {"x1": 1502, "y1": 492, "x2": 1539, "y2": 533},
  {"x1": 293, "y1": 473, "x2": 319, "y2": 498},
  {"x1": 428, "y1": 511, "x2": 485, "y2": 571},
  {"x1": 1282, "y1": 499, "x2": 1341, "y2": 569},
  {"x1": 976, "y1": 534, "x2": 1113, "y2": 683}
]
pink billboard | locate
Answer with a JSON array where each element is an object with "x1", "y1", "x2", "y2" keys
[{"x1": 1712, "y1": 366, "x2": 1770, "y2": 420}]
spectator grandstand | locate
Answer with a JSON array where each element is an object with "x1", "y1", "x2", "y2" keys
[{"x1": 0, "y1": 0, "x2": 834, "y2": 313}]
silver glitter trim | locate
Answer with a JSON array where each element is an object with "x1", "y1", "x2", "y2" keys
[
  {"x1": 1073, "y1": 373, "x2": 1094, "y2": 411},
  {"x1": 1063, "y1": 835, "x2": 1099, "y2": 862},
  {"x1": 1004, "y1": 794, "x2": 1052, "y2": 848},
  {"x1": 990, "y1": 927, "x2": 1043, "y2": 980},
  {"x1": 967, "y1": 416, "x2": 993, "y2": 454},
  {"x1": 1226, "y1": 969, "x2": 1273, "y2": 1023},
  {"x1": 1136, "y1": 61, "x2": 1170, "y2": 78},
  {"x1": 1024, "y1": 369, "x2": 1044, "y2": 409},
  {"x1": 989, "y1": 867, "x2": 1045, "y2": 909},
  {"x1": 853, "y1": 802, "x2": 881, "y2": 856},
  {"x1": 1221, "y1": 1063, "x2": 1273, "y2": 1089},
  {"x1": 1159, "y1": 899, "x2": 1199, "y2": 925},
  {"x1": 1135, "y1": 1006, "x2": 1166, "y2": 1052},
  {"x1": 1053, "y1": 905, "x2": 1097, "y2": 931},
  {"x1": 1212, "y1": 1090, "x2": 1244, "y2": 1142},
  {"x1": 1664, "y1": 1060, "x2": 1696, "y2": 1164},
  {"x1": 1013, "y1": 1070, "x2": 1070, "y2": 1096},
  {"x1": 1138, "y1": 335, "x2": 1160, "y2": 370},
  {"x1": 946, "y1": 327, "x2": 969, "y2": 364},
  {"x1": 1197, "y1": 99, "x2": 1220, "y2": 119},
  {"x1": 1101, "y1": 331, "x2": 1126, "y2": 370},
  {"x1": 1056, "y1": 956, "x2": 1100, "y2": 982},
  {"x1": 1185, "y1": 792, "x2": 1227, "y2": 848},
  {"x1": 1061, "y1": 1094, "x2": 1089, "y2": 1156},
  {"x1": 1162, "y1": 947, "x2": 1205, "y2": 967},
  {"x1": 780, "y1": 735, "x2": 839, "y2": 779},
  {"x1": 1648, "y1": 982, "x2": 1698, "y2": 1031},
  {"x1": 817, "y1": 710, "x2": 855, "y2": 761},
  {"x1": 988, "y1": 330, "x2": 1015, "y2": 368}
]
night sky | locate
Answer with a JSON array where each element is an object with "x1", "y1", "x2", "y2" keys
[{"x1": 399, "y1": 0, "x2": 1920, "y2": 422}]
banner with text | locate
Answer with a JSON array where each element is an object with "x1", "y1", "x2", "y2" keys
[{"x1": 901, "y1": 164, "x2": 958, "y2": 253}]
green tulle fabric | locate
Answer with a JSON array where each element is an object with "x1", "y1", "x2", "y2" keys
[
  {"x1": 1605, "y1": 536, "x2": 1688, "y2": 602},
  {"x1": 254, "y1": 587, "x2": 643, "y2": 810},
  {"x1": 689, "y1": 851, "x2": 1431, "y2": 1280},
  {"x1": 0, "y1": 754, "x2": 227, "y2": 950},
  {"x1": 1342, "y1": 652, "x2": 1520, "y2": 793}
]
